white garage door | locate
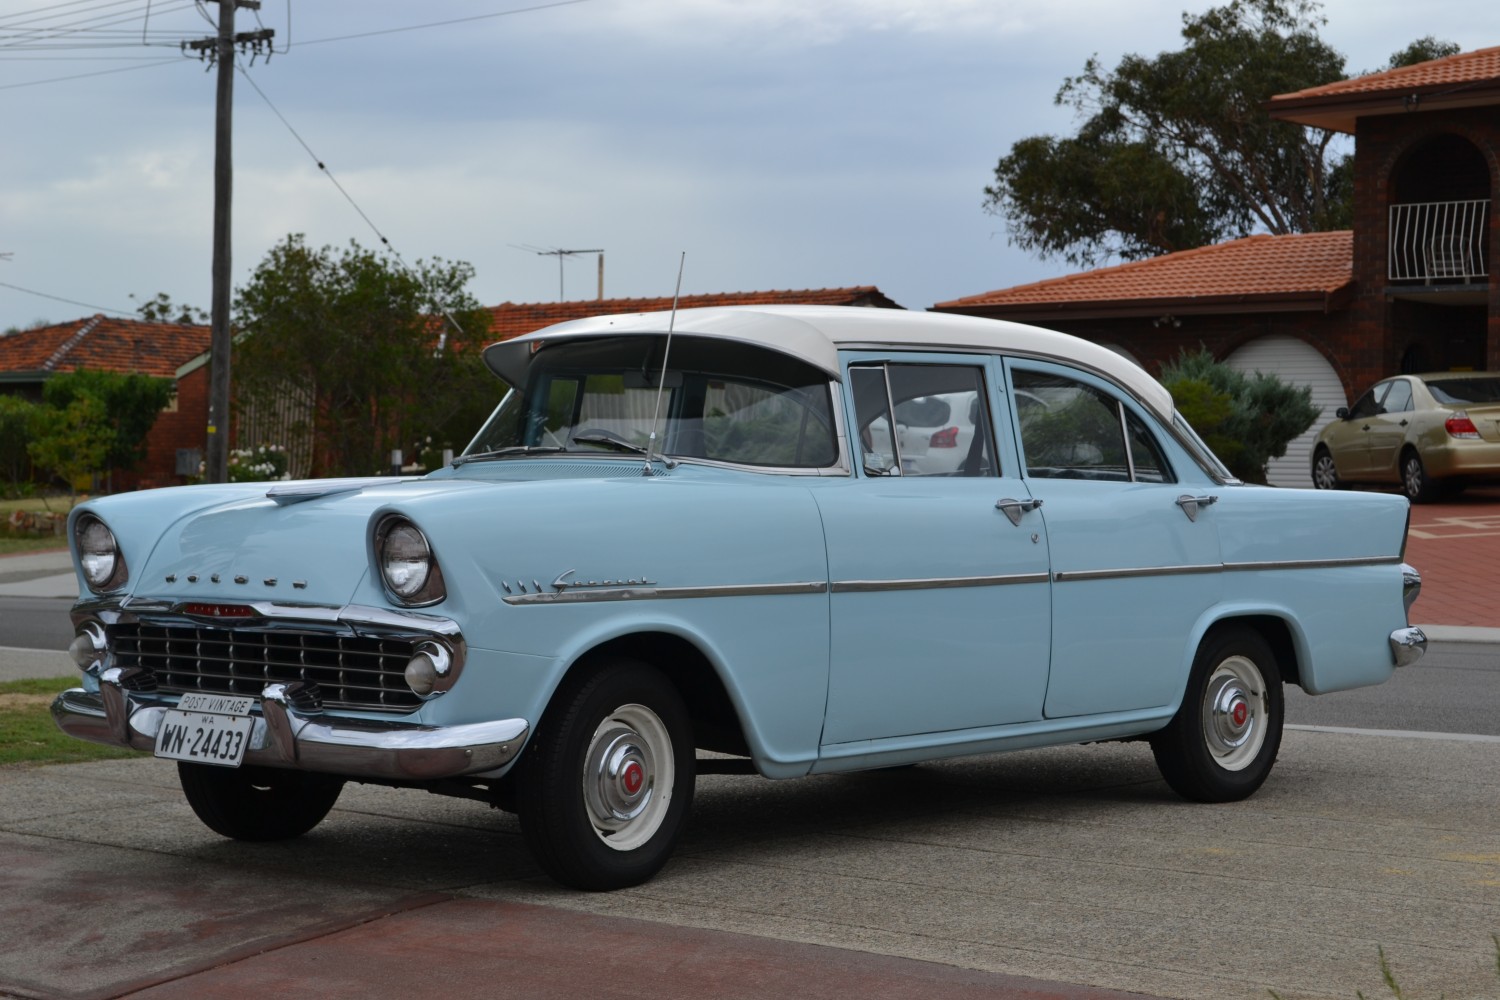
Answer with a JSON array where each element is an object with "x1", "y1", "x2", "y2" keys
[{"x1": 1225, "y1": 335, "x2": 1347, "y2": 489}]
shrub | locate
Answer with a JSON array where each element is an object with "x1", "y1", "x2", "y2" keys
[{"x1": 1161, "y1": 348, "x2": 1319, "y2": 484}]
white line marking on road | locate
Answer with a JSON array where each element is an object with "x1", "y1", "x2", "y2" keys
[{"x1": 1288, "y1": 724, "x2": 1500, "y2": 743}]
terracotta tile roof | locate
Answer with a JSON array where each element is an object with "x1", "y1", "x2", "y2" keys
[
  {"x1": 1268, "y1": 46, "x2": 1500, "y2": 132},
  {"x1": 933, "y1": 232, "x2": 1353, "y2": 319},
  {"x1": 479, "y1": 287, "x2": 903, "y2": 342},
  {"x1": 0, "y1": 315, "x2": 210, "y2": 379}
]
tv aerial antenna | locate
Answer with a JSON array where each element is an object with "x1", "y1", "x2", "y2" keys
[{"x1": 516, "y1": 245, "x2": 604, "y2": 300}]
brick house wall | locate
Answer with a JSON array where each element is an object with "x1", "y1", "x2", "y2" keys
[{"x1": 1348, "y1": 107, "x2": 1500, "y2": 387}]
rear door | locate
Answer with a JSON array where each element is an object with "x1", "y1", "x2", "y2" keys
[
  {"x1": 818, "y1": 355, "x2": 1052, "y2": 745},
  {"x1": 1005, "y1": 360, "x2": 1224, "y2": 718}
]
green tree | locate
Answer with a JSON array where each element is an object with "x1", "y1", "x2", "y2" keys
[
  {"x1": 131, "y1": 292, "x2": 208, "y2": 325},
  {"x1": 1160, "y1": 347, "x2": 1318, "y2": 484},
  {"x1": 28, "y1": 393, "x2": 109, "y2": 503},
  {"x1": 233, "y1": 235, "x2": 494, "y2": 478},
  {"x1": 0, "y1": 395, "x2": 37, "y2": 496},
  {"x1": 41, "y1": 369, "x2": 176, "y2": 482},
  {"x1": 984, "y1": 0, "x2": 1454, "y2": 267}
]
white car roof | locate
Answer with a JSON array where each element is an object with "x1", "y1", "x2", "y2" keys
[{"x1": 482, "y1": 305, "x2": 1175, "y2": 422}]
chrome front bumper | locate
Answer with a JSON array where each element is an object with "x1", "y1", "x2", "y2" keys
[{"x1": 51, "y1": 668, "x2": 528, "y2": 782}]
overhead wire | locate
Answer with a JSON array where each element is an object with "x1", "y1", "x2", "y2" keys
[
  {"x1": 0, "y1": 279, "x2": 134, "y2": 317},
  {"x1": 0, "y1": 56, "x2": 179, "y2": 88},
  {"x1": 235, "y1": 59, "x2": 469, "y2": 348},
  {"x1": 295, "y1": 0, "x2": 590, "y2": 46},
  {"x1": 0, "y1": 0, "x2": 201, "y2": 49}
]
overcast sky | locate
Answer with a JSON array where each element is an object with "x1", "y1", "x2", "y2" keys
[{"x1": 0, "y1": 0, "x2": 1496, "y2": 333}]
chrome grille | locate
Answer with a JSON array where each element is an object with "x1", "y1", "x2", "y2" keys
[{"x1": 109, "y1": 621, "x2": 421, "y2": 712}]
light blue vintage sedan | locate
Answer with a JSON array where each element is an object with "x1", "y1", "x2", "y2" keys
[{"x1": 53, "y1": 306, "x2": 1425, "y2": 890}]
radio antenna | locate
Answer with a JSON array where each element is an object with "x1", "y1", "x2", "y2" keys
[{"x1": 643, "y1": 252, "x2": 685, "y2": 475}]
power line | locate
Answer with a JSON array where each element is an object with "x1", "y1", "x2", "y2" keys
[
  {"x1": 0, "y1": 279, "x2": 133, "y2": 316},
  {"x1": 235, "y1": 60, "x2": 472, "y2": 348},
  {"x1": 0, "y1": 0, "x2": 200, "y2": 49},
  {"x1": 0, "y1": 56, "x2": 179, "y2": 88},
  {"x1": 295, "y1": 0, "x2": 591, "y2": 47}
]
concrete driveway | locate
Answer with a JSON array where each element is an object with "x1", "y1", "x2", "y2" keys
[{"x1": 2, "y1": 730, "x2": 1497, "y2": 1000}]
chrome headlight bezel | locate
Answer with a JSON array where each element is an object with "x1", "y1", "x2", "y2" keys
[
  {"x1": 74, "y1": 514, "x2": 128, "y2": 594},
  {"x1": 374, "y1": 515, "x2": 447, "y2": 607}
]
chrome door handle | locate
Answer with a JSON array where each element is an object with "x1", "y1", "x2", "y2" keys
[
  {"x1": 1176, "y1": 494, "x2": 1218, "y2": 522},
  {"x1": 995, "y1": 497, "x2": 1043, "y2": 526}
]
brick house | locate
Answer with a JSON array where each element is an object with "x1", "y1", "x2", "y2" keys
[
  {"x1": 0, "y1": 315, "x2": 213, "y2": 490},
  {"x1": 936, "y1": 46, "x2": 1500, "y2": 487}
]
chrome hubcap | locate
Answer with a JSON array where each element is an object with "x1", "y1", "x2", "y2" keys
[
  {"x1": 581, "y1": 703, "x2": 673, "y2": 851},
  {"x1": 1404, "y1": 459, "x2": 1422, "y2": 496},
  {"x1": 1200, "y1": 656, "x2": 1267, "y2": 771}
]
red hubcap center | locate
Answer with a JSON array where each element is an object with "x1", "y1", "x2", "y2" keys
[
  {"x1": 1231, "y1": 701, "x2": 1249, "y2": 728},
  {"x1": 622, "y1": 761, "x2": 644, "y2": 795}
]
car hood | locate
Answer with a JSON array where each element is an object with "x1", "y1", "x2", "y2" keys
[{"x1": 87, "y1": 478, "x2": 486, "y2": 609}]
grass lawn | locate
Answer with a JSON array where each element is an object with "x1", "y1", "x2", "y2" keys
[
  {"x1": 0, "y1": 495, "x2": 76, "y2": 557},
  {"x1": 0, "y1": 676, "x2": 135, "y2": 767}
]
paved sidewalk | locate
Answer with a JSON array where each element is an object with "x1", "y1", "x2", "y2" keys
[{"x1": 1402, "y1": 487, "x2": 1500, "y2": 630}]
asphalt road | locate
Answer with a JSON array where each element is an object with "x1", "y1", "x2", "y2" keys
[{"x1": 0, "y1": 595, "x2": 73, "y2": 651}]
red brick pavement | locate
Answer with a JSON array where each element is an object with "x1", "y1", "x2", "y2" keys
[{"x1": 1402, "y1": 487, "x2": 1500, "y2": 628}]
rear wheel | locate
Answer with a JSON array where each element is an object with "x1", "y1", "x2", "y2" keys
[
  {"x1": 518, "y1": 659, "x2": 695, "y2": 890},
  {"x1": 1150, "y1": 626, "x2": 1283, "y2": 803},
  {"x1": 178, "y1": 762, "x2": 343, "y2": 841},
  {"x1": 1401, "y1": 449, "x2": 1441, "y2": 503},
  {"x1": 1311, "y1": 447, "x2": 1341, "y2": 490}
]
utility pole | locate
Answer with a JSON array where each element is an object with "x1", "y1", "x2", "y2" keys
[{"x1": 185, "y1": 2, "x2": 273, "y2": 484}]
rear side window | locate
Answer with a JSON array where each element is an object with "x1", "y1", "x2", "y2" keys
[{"x1": 1012, "y1": 368, "x2": 1175, "y2": 483}]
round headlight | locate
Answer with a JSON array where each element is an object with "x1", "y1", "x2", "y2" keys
[
  {"x1": 376, "y1": 517, "x2": 445, "y2": 605},
  {"x1": 76, "y1": 515, "x2": 127, "y2": 593}
]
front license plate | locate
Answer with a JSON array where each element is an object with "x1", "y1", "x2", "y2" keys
[{"x1": 154, "y1": 694, "x2": 256, "y2": 768}]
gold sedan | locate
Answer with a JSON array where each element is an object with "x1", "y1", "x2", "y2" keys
[{"x1": 1312, "y1": 372, "x2": 1500, "y2": 502}]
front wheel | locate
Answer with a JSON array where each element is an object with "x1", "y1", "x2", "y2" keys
[
  {"x1": 518, "y1": 659, "x2": 695, "y2": 890},
  {"x1": 1150, "y1": 626, "x2": 1283, "y2": 803},
  {"x1": 178, "y1": 762, "x2": 344, "y2": 841}
]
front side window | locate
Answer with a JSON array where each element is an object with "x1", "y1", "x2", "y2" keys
[
  {"x1": 850, "y1": 363, "x2": 995, "y2": 477},
  {"x1": 462, "y1": 335, "x2": 838, "y2": 469},
  {"x1": 1380, "y1": 379, "x2": 1413, "y2": 414},
  {"x1": 1349, "y1": 382, "x2": 1392, "y2": 418},
  {"x1": 1012, "y1": 368, "x2": 1174, "y2": 483}
]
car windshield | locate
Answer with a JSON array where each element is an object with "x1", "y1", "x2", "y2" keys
[
  {"x1": 1425, "y1": 377, "x2": 1500, "y2": 405},
  {"x1": 462, "y1": 334, "x2": 839, "y2": 469}
]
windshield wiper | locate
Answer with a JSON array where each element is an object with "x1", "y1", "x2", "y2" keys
[
  {"x1": 452, "y1": 446, "x2": 565, "y2": 466},
  {"x1": 570, "y1": 433, "x2": 648, "y2": 455}
]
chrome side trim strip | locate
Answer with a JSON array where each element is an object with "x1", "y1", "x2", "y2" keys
[
  {"x1": 1053, "y1": 563, "x2": 1222, "y2": 583},
  {"x1": 503, "y1": 581, "x2": 829, "y2": 606},
  {"x1": 832, "y1": 573, "x2": 1050, "y2": 593},
  {"x1": 1054, "y1": 554, "x2": 1403, "y2": 584},
  {"x1": 1222, "y1": 556, "x2": 1402, "y2": 572}
]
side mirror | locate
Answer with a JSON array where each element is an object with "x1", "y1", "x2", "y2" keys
[{"x1": 1336, "y1": 407, "x2": 1349, "y2": 419}]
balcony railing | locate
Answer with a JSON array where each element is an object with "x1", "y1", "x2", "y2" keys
[{"x1": 1388, "y1": 199, "x2": 1490, "y2": 282}]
